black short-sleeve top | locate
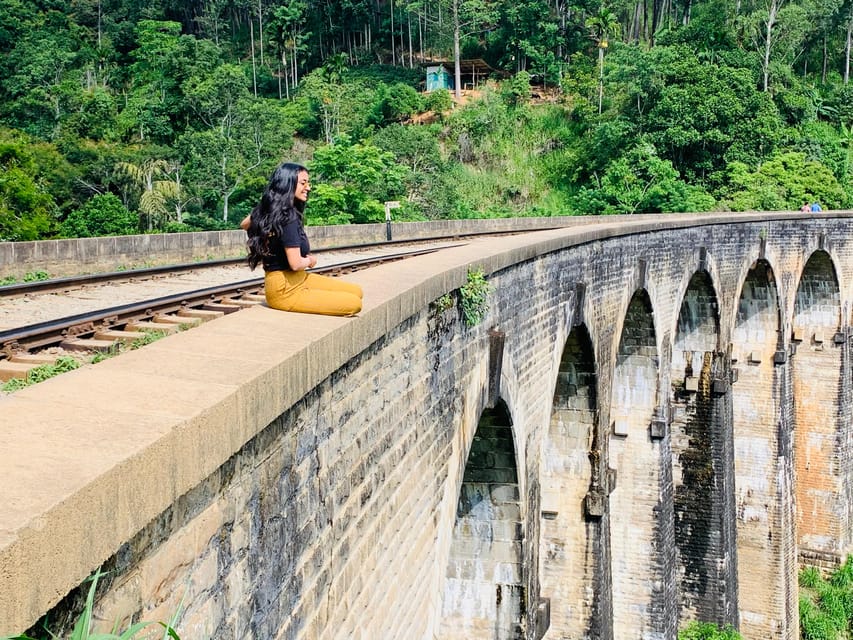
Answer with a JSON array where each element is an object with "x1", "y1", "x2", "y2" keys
[{"x1": 262, "y1": 218, "x2": 310, "y2": 272}]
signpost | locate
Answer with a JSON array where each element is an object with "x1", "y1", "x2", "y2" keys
[{"x1": 384, "y1": 201, "x2": 400, "y2": 241}]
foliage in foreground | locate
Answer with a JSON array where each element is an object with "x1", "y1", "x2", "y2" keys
[
  {"x1": 2, "y1": 330, "x2": 171, "y2": 392},
  {"x1": 1, "y1": 356, "x2": 80, "y2": 392},
  {"x1": 678, "y1": 621, "x2": 742, "y2": 639},
  {"x1": 799, "y1": 558, "x2": 853, "y2": 640},
  {"x1": 0, "y1": 569, "x2": 181, "y2": 640},
  {"x1": 678, "y1": 622, "x2": 742, "y2": 640}
]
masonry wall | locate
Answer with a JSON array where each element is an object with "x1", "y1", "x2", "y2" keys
[
  {"x1": 0, "y1": 217, "x2": 579, "y2": 279},
  {"x1": 7, "y1": 212, "x2": 853, "y2": 640}
]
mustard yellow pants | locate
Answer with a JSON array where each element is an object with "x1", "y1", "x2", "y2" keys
[{"x1": 264, "y1": 270, "x2": 363, "y2": 316}]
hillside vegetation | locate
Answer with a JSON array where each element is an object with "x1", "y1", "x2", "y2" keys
[{"x1": 1, "y1": 0, "x2": 852, "y2": 240}]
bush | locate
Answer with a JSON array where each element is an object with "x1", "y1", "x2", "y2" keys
[
  {"x1": 370, "y1": 82, "x2": 424, "y2": 126},
  {"x1": 500, "y1": 71, "x2": 532, "y2": 107},
  {"x1": 424, "y1": 89, "x2": 453, "y2": 115},
  {"x1": 60, "y1": 194, "x2": 138, "y2": 238}
]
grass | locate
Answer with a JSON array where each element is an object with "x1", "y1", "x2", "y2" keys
[
  {"x1": 799, "y1": 557, "x2": 853, "y2": 640},
  {"x1": 1, "y1": 357, "x2": 81, "y2": 392},
  {"x1": 0, "y1": 271, "x2": 51, "y2": 286},
  {"x1": 90, "y1": 330, "x2": 170, "y2": 364},
  {"x1": 2, "y1": 329, "x2": 172, "y2": 392}
]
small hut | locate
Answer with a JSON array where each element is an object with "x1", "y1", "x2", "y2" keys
[
  {"x1": 425, "y1": 64, "x2": 452, "y2": 91},
  {"x1": 423, "y1": 59, "x2": 502, "y2": 92}
]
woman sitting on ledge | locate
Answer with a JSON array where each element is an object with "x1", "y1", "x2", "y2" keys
[{"x1": 243, "y1": 162, "x2": 363, "y2": 316}]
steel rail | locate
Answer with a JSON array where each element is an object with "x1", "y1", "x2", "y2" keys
[
  {"x1": 0, "y1": 257, "x2": 245, "y2": 297},
  {"x1": 0, "y1": 246, "x2": 444, "y2": 356}
]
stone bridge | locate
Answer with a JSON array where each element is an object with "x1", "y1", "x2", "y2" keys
[{"x1": 3, "y1": 212, "x2": 853, "y2": 640}]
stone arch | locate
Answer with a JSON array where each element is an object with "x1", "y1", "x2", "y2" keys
[
  {"x1": 609, "y1": 289, "x2": 663, "y2": 638},
  {"x1": 670, "y1": 271, "x2": 738, "y2": 628},
  {"x1": 731, "y1": 258, "x2": 794, "y2": 639},
  {"x1": 792, "y1": 250, "x2": 846, "y2": 564},
  {"x1": 539, "y1": 323, "x2": 598, "y2": 637},
  {"x1": 438, "y1": 400, "x2": 525, "y2": 640}
]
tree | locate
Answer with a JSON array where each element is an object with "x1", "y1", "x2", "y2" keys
[
  {"x1": 298, "y1": 63, "x2": 374, "y2": 143},
  {"x1": 494, "y1": 0, "x2": 561, "y2": 84},
  {"x1": 121, "y1": 20, "x2": 183, "y2": 142},
  {"x1": 721, "y1": 151, "x2": 847, "y2": 210},
  {"x1": 179, "y1": 93, "x2": 293, "y2": 222},
  {"x1": 268, "y1": 1, "x2": 310, "y2": 98},
  {"x1": 369, "y1": 82, "x2": 424, "y2": 125},
  {"x1": 573, "y1": 141, "x2": 710, "y2": 214},
  {"x1": 610, "y1": 44, "x2": 783, "y2": 181},
  {"x1": 738, "y1": 0, "x2": 812, "y2": 92},
  {"x1": 843, "y1": 0, "x2": 853, "y2": 83},
  {"x1": 309, "y1": 137, "x2": 408, "y2": 223},
  {"x1": 405, "y1": 0, "x2": 498, "y2": 99},
  {"x1": 0, "y1": 129, "x2": 62, "y2": 239},
  {"x1": 0, "y1": 165, "x2": 55, "y2": 240},
  {"x1": 588, "y1": 7, "x2": 620, "y2": 114},
  {"x1": 0, "y1": 12, "x2": 84, "y2": 138},
  {"x1": 114, "y1": 158, "x2": 171, "y2": 230}
]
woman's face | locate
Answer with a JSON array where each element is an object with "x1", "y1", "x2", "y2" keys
[{"x1": 294, "y1": 170, "x2": 311, "y2": 203}]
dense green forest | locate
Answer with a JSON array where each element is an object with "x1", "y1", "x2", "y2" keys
[{"x1": 1, "y1": 0, "x2": 852, "y2": 241}]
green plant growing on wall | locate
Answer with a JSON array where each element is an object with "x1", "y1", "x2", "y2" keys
[
  {"x1": 434, "y1": 293, "x2": 454, "y2": 313},
  {"x1": 459, "y1": 267, "x2": 493, "y2": 327},
  {"x1": 0, "y1": 568, "x2": 181, "y2": 640}
]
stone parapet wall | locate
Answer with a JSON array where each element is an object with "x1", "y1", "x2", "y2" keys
[
  {"x1": 0, "y1": 217, "x2": 581, "y2": 279},
  {"x1": 5, "y1": 211, "x2": 853, "y2": 639}
]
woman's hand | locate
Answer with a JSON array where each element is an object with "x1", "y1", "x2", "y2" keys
[{"x1": 285, "y1": 247, "x2": 317, "y2": 271}]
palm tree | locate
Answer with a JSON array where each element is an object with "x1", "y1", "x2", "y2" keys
[
  {"x1": 588, "y1": 8, "x2": 620, "y2": 114},
  {"x1": 114, "y1": 159, "x2": 175, "y2": 230}
]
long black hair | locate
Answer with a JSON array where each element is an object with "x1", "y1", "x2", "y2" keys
[{"x1": 246, "y1": 162, "x2": 307, "y2": 270}]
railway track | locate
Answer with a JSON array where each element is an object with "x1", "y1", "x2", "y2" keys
[
  {"x1": 0, "y1": 228, "x2": 546, "y2": 299},
  {"x1": 0, "y1": 245, "x2": 447, "y2": 385}
]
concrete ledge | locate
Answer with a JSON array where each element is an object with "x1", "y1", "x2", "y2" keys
[{"x1": 2, "y1": 210, "x2": 852, "y2": 633}]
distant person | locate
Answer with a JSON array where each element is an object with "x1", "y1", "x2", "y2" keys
[
  {"x1": 800, "y1": 202, "x2": 811, "y2": 212},
  {"x1": 243, "y1": 162, "x2": 363, "y2": 316},
  {"x1": 810, "y1": 201, "x2": 823, "y2": 212}
]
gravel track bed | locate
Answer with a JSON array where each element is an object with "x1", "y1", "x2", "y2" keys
[{"x1": 0, "y1": 244, "x2": 455, "y2": 332}]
